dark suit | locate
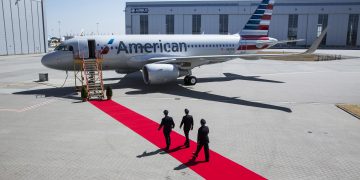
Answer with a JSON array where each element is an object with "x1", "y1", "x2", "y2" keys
[
  {"x1": 180, "y1": 115, "x2": 193, "y2": 147},
  {"x1": 159, "y1": 116, "x2": 175, "y2": 150},
  {"x1": 194, "y1": 125, "x2": 209, "y2": 161}
]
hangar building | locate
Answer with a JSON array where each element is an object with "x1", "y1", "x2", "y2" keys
[
  {"x1": 0, "y1": 0, "x2": 47, "y2": 55},
  {"x1": 125, "y1": 0, "x2": 360, "y2": 48}
]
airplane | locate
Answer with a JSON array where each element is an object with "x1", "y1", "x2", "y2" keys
[{"x1": 41, "y1": 0, "x2": 302, "y2": 86}]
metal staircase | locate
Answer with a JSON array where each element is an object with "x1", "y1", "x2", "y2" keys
[{"x1": 82, "y1": 58, "x2": 104, "y2": 100}]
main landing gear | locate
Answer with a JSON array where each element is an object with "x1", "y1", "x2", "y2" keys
[{"x1": 184, "y1": 75, "x2": 197, "y2": 86}]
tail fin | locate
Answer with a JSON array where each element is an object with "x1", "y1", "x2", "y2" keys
[
  {"x1": 241, "y1": 0, "x2": 274, "y2": 37},
  {"x1": 304, "y1": 26, "x2": 328, "y2": 54}
]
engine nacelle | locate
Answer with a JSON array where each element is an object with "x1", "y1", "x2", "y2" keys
[{"x1": 142, "y1": 64, "x2": 180, "y2": 85}]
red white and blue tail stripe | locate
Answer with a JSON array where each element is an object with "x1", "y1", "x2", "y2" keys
[{"x1": 240, "y1": 0, "x2": 274, "y2": 39}]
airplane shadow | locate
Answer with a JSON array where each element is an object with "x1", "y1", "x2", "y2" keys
[
  {"x1": 13, "y1": 72, "x2": 291, "y2": 113},
  {"x1": 199, "y1": 73, "x2": 284, "y2": 84},
  {"x1": 13, "y1": 86, "x2": 80, "y2": 101},
  {"x1": 113, "y1": 72, "x2": 291, "y2": 113},
  {"x1": 103, "y1": 77, "x2": 123, "y2": 81}
]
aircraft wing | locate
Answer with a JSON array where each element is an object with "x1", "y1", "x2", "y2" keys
[
  {"x1": 146, "y1": 27, "x2": 328, "y2": 70},
  {"x1": 148, "y1": 54, "x2": 290, "y2": 69}
]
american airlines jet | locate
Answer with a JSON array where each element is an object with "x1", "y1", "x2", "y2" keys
[{"x1": 41, "y1": 0, "x2": 291, "y2": 85}]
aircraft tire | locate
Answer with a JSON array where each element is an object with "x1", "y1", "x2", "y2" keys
[
  {"x1": 189, "y1": 76, "x2": 197, "y2": 85},
  {"x1": 184, "y1": 76, "x2": 190, "y2": 85}
]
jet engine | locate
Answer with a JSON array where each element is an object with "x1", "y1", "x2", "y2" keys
[{"x1": 142, "y1": 64, "x2": 180, "y2": 85}]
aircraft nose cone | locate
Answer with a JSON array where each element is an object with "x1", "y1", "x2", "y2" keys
[
  {"x1": 41, "y1": 52, "x2": 58, "y2": 69},
  {"x1": 41, "y1": 54, "x2": 51, "y2": 68},
  {"x1": 41, "y1": 51, "x2": 73, "y2": 70}
]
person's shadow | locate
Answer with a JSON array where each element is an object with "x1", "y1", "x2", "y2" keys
[
  {"x1": 137, "y1": 145, "x2": 186, "y2": 158},
  {"x1": 136, "y1": 149, "x2": 164, "y2": 158},
  {"x1": 174, "y1": 159, "x2": 207, "y2": 170},
  {"x1": 160, "y1": 145, "x2": 186, "y2": 154}
]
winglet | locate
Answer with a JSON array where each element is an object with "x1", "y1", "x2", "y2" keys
[{"x1": 304, "y1": 26, "x2": 328, "y2": 54}]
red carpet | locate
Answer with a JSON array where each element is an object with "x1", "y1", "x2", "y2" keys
[{"x1": 91, "y1": 100, "x2": 266, "y2": 180}]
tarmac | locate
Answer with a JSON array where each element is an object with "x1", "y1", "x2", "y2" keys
[{"x1": 0, "y1": 49, "x2": 360, "y2": 179}]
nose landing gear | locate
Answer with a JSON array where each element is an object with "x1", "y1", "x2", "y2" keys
[{"x1": 184, "y1": 75, "x2": 197, "y2": 86}]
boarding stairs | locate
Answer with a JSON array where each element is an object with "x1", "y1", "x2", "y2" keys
[{"x1": 82, "y1": 57, "x2": 105, "y2": 100}]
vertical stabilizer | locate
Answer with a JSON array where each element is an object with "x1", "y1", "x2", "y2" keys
[{"x1": 240, "y1": 0, "x2": 275, "y2": 37}]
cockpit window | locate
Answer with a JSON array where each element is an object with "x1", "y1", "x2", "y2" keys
[
  {"x1": 55, "y1": 44, "x2": 73, "y2": 51},
  {"x1": 55, "y1": 45, "x2": 64, "y2": 51}
]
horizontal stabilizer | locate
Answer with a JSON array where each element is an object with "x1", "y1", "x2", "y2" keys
[{"x1": 276, "y1": 39, "x2": 304, "y2": 44}]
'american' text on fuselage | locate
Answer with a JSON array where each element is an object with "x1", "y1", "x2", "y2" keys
[{"x1": 117, "y1": 40, "x2": 187, "y2": 54}]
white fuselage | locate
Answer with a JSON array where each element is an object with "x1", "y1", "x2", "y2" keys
[{"x1": 41, "y1": 34, "x2": 277, "y2": 71}]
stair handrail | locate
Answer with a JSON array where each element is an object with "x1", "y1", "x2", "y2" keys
[
  {"x1": 81, "y1": 52, "x2": 91, "y2": 99},
  {"x1": 96, "y1": 50, "x2": 105, "y2": 99}
]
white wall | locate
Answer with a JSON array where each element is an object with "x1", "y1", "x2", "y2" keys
[
  {"x1": 183, "y1": 15, "x2": 192, "y2": 34},
  {"x1": 149, "y1": 15, "x2": 165, "y2": 34},
  {"x1": 327, "y1": 14, "x2": 348, "y2": 46},
  {"x1": 25, "y1": 0, "x2": 35, "y2": 54},
  {"x1": 202, "y1": 15, "x2": 218, "y2": 34},
  {"x1": 228, "y1": 15, "x2": 241, "y2": 34},
  {"x1": 131, "y1": 15, "x2": 140, "y2": 34},
  {"x1": 0, "y1": 0, "x2": 7, "y2": 55},
  {"x1": 269, "y1": 15, "x2": 288, "y2": 41},
  {"x1": 125, "y1": 13, "x2": 132, "y2": 34},
  {"x1": 305, "y1": 14, "x2": 319, "y2": 47},
  {"x1": 297, "y1": 15, "x2": 307, "y2": 46},
  {"x1": 174, "y1": 14, "x2": 184, "y2": 34}
]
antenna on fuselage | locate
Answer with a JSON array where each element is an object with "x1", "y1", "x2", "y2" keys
[{"x1": 80, "y1": 29, "x2": 85, "y2": 36}]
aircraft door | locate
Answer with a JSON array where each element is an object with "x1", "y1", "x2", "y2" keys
[
  {"x1": 88, "y1": 40, "x2": 96, "y2": 59},
  {"x1": 75, "y1": 39, "x2": 89, "y2": 59}
]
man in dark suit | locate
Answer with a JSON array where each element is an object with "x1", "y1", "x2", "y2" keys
[
  {"x1": 158, "y1": 110, "x2": 175, "y2": 151},
  {"x1": 180, "y1": 108, "x2": 193, "y2": 148},
  {"x1": 192, "y1": 119, "x2": 210, "y2": 162}
]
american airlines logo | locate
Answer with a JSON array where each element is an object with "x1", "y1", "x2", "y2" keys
[{"x1": 117, "y1": 40, "x2": 188, "y2": 54}]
